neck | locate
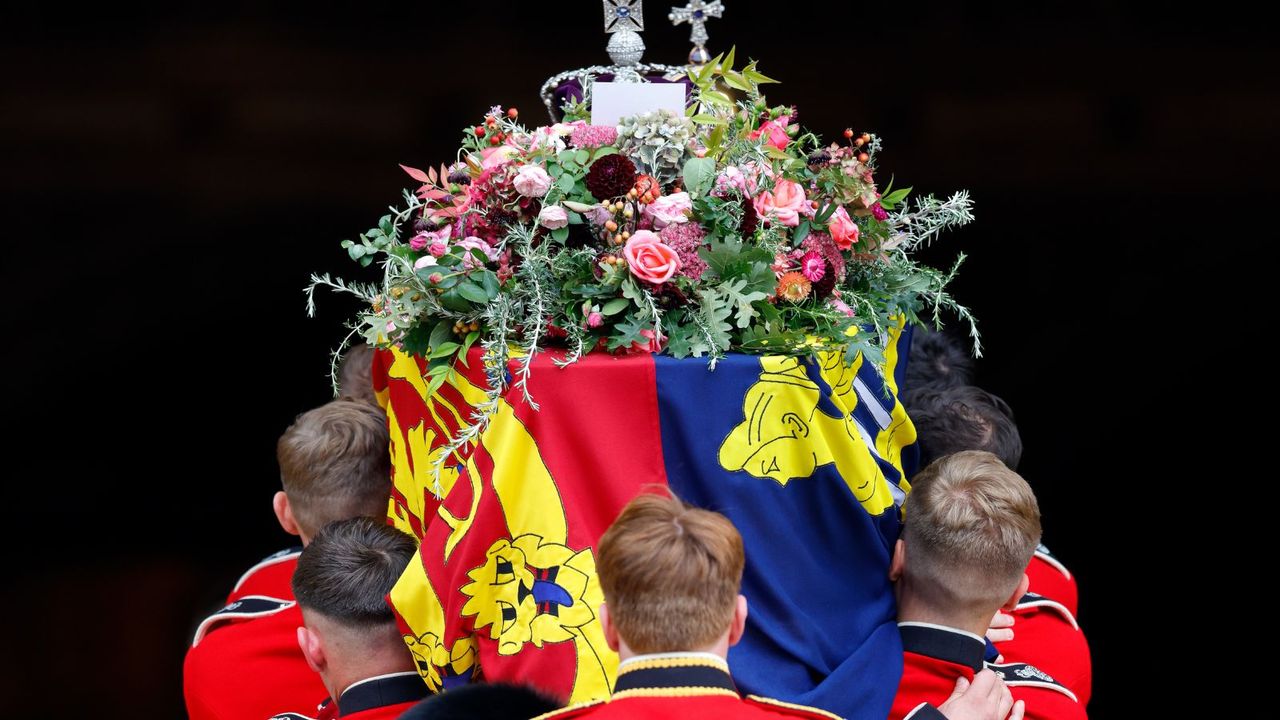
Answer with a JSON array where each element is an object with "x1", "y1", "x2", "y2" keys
[
  {"x1": 896, "y1": 592, "x2": 993, "y2": 639},
  {"x1": 323, "y1": 648, "x2": 417, "y2": 703},
  {"x1": 615, "y1": 637, "x2": 730, "y2": 665}
]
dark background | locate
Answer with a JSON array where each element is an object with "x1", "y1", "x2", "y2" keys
[{"x1": 2, "y1": 1, "x2": 1269, "y2": 716}]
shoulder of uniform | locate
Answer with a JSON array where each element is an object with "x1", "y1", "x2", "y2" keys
[
  {"x1": 744, "y1": 694, "x2": 845, "y2": 719},
  {"x1": 985, "y1": 662, "x2": 1079, "y2": 702},
  {"x1": 1014, "y1": 592, "x2": 1079, "y2": 629},
  {"x1": 528, "y1": 699, "x2": 606, "y2": 720},
  {"x1": 191, "y1": 595, "x2": 295, "y2": 647},
  {"x1": 232, "y1": 547, "x2": 303, "y2": 592},
  {"x1": 1033, "y1": 544, "x2": 1072, "y2": 580}
]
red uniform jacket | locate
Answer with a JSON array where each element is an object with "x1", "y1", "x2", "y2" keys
[
  {"x1": 226, "y1": 547, "x2": 301, "y2": 604},
  {"x1": 535, "y1": 654, "x2": 842, "y2": 720},
  {"x1": 184, "y1": 548, "x2": 325, "y2": 720},
  {"x1": 997, "y1": 593, "x2": 1092, "y2": 707},
  {"x1": 889, "y1": 623, "x2": 1085, "y2": 720},
  {"x1": 269, "y1": 672, "x2": 430, "y2": 720},
  {"x1": 1026, "y1": 544, "x2": 1077, "y2": 617}
]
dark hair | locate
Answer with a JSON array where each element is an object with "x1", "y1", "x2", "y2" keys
[
  {"x1": 397, "y1": 683, "x2": 560, "y2": 720},
  {"x1": 276, "y1": 399, "x2": 391, "y2": 537},
  {"x1": 338, "y1": 344, "x2": 378, "y2": 406},
  {"x1": 907, "y1": 385, "x2": 1023, "y2": 471},
  {"x1": 903, "y1": 327, "x2": 975, "y2": 402},
  {"x1": 291, "y1": 517, "x2": 416, "y2": 626}
]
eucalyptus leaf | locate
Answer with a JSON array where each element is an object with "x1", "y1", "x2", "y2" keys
[
  {"x1": 456, "y1": 281, "x2": 490, "y2": 304},
  {"x1": 601, "y1": 297, "x2": 630, "y2": 316}
]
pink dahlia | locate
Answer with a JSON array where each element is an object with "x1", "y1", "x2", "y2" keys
[{"x1": 659, "y1": 221, "x2": 709, "y2": 281}]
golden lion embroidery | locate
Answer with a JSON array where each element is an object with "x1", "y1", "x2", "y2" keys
[
  {"x1": 404, "y1": 632, "x2": 477, "y2": 691},
  {"x1": 718, "y1": 355, "x2": 896, "y2": 515},
  {"x1": 460, "y1": 534, "x2": 601, "y2": 656}
]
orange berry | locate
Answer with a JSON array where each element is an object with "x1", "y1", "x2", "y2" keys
[
  {"x1": 843, "y1": 128, "x2": 854, "y2": 138},
  {"x1": 858, "y1": 152, "x2": 869, "y2": 163},
  {"x1": 507, "y1": 107, "x2": 518, "y2": 118}
]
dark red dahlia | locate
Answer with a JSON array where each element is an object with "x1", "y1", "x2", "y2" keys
[
  {"x1": 740, "y1": 199, "x2": 759, "y2": 238},
  {"x1": 811, "y1": 260, "x2": 837, "y2": 299},
  {"x1": 585, "y1": 154, "x2": 637, "y2": 201}
]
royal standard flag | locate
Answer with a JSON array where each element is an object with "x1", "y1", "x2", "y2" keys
[{"x1": 375, "y1": 323, "x2": 918, "y2": 720}]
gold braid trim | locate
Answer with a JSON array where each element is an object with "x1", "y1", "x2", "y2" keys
[
  {"x1": 616, "y1": 656, "x2": 731, "y2": 675},
  {"x1": 528, "y1": 699, "x2": 604, "y2": 720},
  {"x1": 745, "y1": 694, "x2": 845, "y2": 719}
]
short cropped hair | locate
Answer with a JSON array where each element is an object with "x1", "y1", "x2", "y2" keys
[
  {"x1": 904, "y1": 327, "x2": 974, "y2": 400},
  {"x1": 397, "y1": 683, "x2": 559, "y2": 720},
  {"x1": 338, "y1": 345, "x2": 378, "y2": 406},
  {"x1": 903, "y1": 451, "x2": 1041, "y2": 615},
  {"x1": 276, "y1": 399, "x2": 391, "y2": 537},
  {"x1": 908, "y1": 385, "x2": 1023, "y2": 470},
  {"x1": 291, "y1": 517, "x2": 415, "y2": 627},
  {"x1": 596, "y1": 493, "x2": 744, "y2": 654}
]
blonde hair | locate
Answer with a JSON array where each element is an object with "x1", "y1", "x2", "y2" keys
[
  {"x1": 276, "y1": 399, "x2": 391, "y2": 537},
  {"x1": 597, "y1": 493, "x2": 744, "y2": 654},
  {"x1": 903, "y1": 450, "x2": 1041, "y2": 614}
]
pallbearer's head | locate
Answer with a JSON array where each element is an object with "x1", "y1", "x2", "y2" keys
[
  {"x1": 893, "y1": 450, "x2": 1041, "y2": 621},
  {"x1": 291, "y1": 517, "x2": 417, "y2": 696},
  {"x1": 274, "y1": 398, "x2": 391, "y2": 543},
  {"x1": 596, "y1": 493, "x2": 747, "y2": 658},
  {"x1": 907, "y1": 384, "x2": 1023, "y2": 471}
]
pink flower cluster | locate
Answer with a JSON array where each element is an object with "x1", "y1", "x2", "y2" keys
[
  {"x1": 659, "y1": 220, "x2": 709, "y2": 282},
  {"x1": 570, "y1": 124, "x2": 618, "y2": 149}
]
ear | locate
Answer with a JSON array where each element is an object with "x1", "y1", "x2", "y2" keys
[
  {"x1": 273, "y1": 491, "x2": 301, "y2": 538},
  {"x1": 726, "y1": 594, "x2": 749, "y2": 647},
  {"x1": 888, "y1": 539, "x2": 906, "y2": 582},
  {"x1": 296, "y1": 625, "x2": 326, "y2": 674},
  {"x1": 1001, "y1": 573, "x2": 1030, "y2": 612},
  {"x1": 781, "y1": 412, "x2": 810, "y2": 438},
  {"x1": 600, "y1": 603, "x2": 620, "y2": 653}
]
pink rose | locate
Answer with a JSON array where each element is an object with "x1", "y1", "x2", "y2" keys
[
  {"x1": 623, "y1": 230, "x2": 681, "y2": 285},
  {"x1": 715, "y1": 166, "x2": 749, "y2": 195},
  {"x1": 412, "y1": 224, "x2": 452, "y2": 253},
  {"x1": 633, "y1": 328, "x2": 666, "y2": 353},
  {"x1": 513, "y1": 165, "x2": 553, "y2": 197},
  {"x1": 827, "y1": 206, "x2": 859, "y2": 250},
  {"x1": 585, "y1": 205, "x2": 613, "y2": 228},
  {"x1": 752, "y1": 179, "x2": 810, "y2": 227},
  {"x1": 643, "y1": 191, "x2": 692, "y2": 229},
  {"x1": 455, "y1": 236, "x2": 498, "y2": 269},
  {"x1": 479, "y1": 145, "x2": 516, "y2": 170},
  {"x1": 749, "y1": 117, "x2": 790, "y2": 150},
  {"x1": 429, "y1": 240, "x2": 448, "y2": 258},
  {"x1": 538, "y1": 205, "x2": 569, "y2": 229},
  {"x1": 586, "y1": 311, "x2": 604, "y2": 329}
]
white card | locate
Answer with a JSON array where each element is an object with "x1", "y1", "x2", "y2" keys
[{"x1": 591, "y1": 81, "x2": 686, "y2": 127}]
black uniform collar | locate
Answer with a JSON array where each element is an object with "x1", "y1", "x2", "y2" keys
[
  {"x1": 613, "y1": 653, "x2": 738, "y2": 696},
  {"x1": 898, "y1": 622, "x2": 986, "y2": 673},
  {"x1": 337, "y1": 671, "x2": 429, "y2": 717}
]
